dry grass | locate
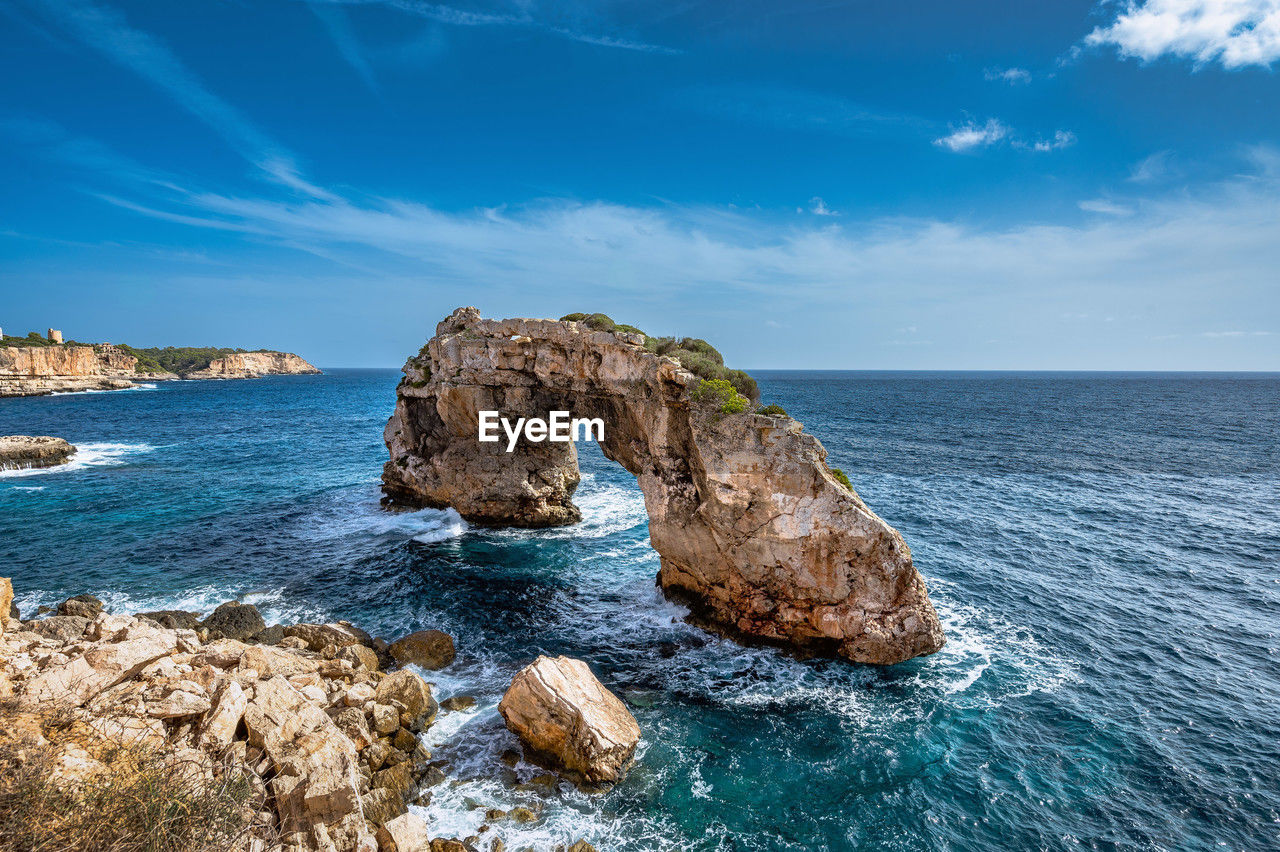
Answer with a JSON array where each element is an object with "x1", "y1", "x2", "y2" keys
[{"x1": 0, "y1": 699, "x2": 269, "y2": 852}]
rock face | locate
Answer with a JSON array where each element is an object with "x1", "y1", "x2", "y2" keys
[
  {"x1": 498, "y1": 655, "x2": 640, "y2": 785},
  {"x1": 0, "y1": 436, "x2": 77, "y2": 470},
  {"x1": 0, "y1": 344, "x2": 146, "y2": 397},
  {"x1": 183, "y1": 351, "x2": 321, "y2": 379},
  {"x1": 382, "y1": 307, "x2": 944, "y2": 665}
]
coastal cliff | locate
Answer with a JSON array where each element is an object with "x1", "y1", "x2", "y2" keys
[
  {"x1": 0, "y1": 344, "x2": 320, "y2": 396},
  {"x1": 183, "y1": 351, "x2": 321, "y2": 379},
  {"x1": 382, "y1": 307, "x2": 944, "y2": 665},
  {"x1": 0, "y1": 344, "x2": 148, "y2": 397}
]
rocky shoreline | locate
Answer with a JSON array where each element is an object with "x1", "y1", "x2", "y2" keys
[{"x1": 1, "y1": 579, "x2": 630, "y2": 852}]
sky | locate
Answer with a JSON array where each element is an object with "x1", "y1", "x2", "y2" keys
[{"x1": 1, "y1": 0, "x2": 1278, "y2": 369}]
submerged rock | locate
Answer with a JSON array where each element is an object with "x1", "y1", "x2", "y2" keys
[
  {"x1": 0, "y1": 435, "x2": 76, "y2": 469},
  {"x1": 381, "y1": 307, "x2": 944, "y2": 665},
  {"x1": 389, "y1": 629, "x2": 456, "y2": 669},
  {"x1": 200, "y1": 601, "x2": 265, "y2": 641},
  {"x1": 498, "y1": 655, "x2": 640, "y2": 786}
]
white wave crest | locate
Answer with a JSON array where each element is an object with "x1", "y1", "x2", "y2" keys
[{"x1": 0, "y1": 442, "x2": 154, "y2": 479}]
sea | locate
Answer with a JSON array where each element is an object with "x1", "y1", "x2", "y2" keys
[{"x1": 2, "y1": 370, "x2": 1277, "y2": 852}]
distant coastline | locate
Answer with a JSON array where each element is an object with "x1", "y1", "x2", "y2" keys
[{"x1": 0, "y1": 329, "x2": 320, "y2": 397}]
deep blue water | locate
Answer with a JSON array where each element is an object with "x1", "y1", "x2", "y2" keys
[{"x1": 2, "y1": 370, "x2": 1278, "y2": 851}]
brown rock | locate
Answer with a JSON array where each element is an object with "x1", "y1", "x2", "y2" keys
[
  {"x1": 440, "y1": 695, "x2": 475, "y2": 712},
  {"x1": 340, "y1": 644, "x2": 381, "y2": 671},
  {"x1": 362, "y1": 787, "x2": 406, "y2": 825},
  {"x1": 0, "y1": 435, "x2": 77, "y2": 467},
  {"x1": 374, "y1": 669, "x2": 437, "y2": 732},
  {"x1": 379, "y1": 308, "x2": 944, "y2": 665},
  {"x1": 31, "y1": 615, "x2": 91, "y2": 642},
  {"x1": 334, "y1": 707, "x2": 375, "y2": 750},
  {"x1": 388, "y1": 630, "x2": 455, "y2": 669},
  {"x1": 0, "y1": 577, "x2": 11, "y2": 632},
  {"x1": 498, "y1": 655, "x2": 640, "y2": 786},
  {"x1": 376, "y1": 812, "x2": 429, "y2": 852},
  {"x1": 284, "y1": 622, "x2": 375, "y2": 653},
  {"x1": 58, "y1": 594, "x2": 104, "y2": 619},
  {"x1": 200, "y1": 679, "x2": 247, "y2": 749}
]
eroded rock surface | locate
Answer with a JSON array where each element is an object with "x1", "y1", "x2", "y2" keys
[
  {"x1": 498, "y1": 655, "x2": 640, "y2": 786},
  {"x1": 0, "y1": 345, "x2": 149, "y2": 396},
  {"x1": 382, "y1": 307, "x2": 944, "y2": 664},
  {"x1": 0, "y1": 435, "x2": 77, "y2": 470}
]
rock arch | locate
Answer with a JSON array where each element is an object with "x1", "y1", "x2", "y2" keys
[{"x1": 382, "y1": 308, "x2": 944, "y2": 664}]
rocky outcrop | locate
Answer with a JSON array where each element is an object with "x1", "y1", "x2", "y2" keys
[
  {"x1": 388, "y1": 629, "x2": 455, "y2": 670},
  {"x1": 382, "y1": 307, "x2": 944, "y2": 665},
  {"x1": 0, "y1": 345, "x2": 146, "y2": 397},
  {"x1": 0, "y1": 435, "x2": 77, "y2": 470},
  {"x1": 183, "y1": 352, "x2": 321, "y2": 379},
  {"x1": 498, "y1": 655, "x2": 640, "y2": 786},
  {"x1": 0, "y1": 584, "x2": 452, "y2": 852}
]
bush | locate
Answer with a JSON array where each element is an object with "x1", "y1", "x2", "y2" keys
[
  {"x1": 0, "y1": 705, "x2": 264, "y2": 852},
  {"x1": 693, "y1": 378, "x2": 749, "y2": 415},
  {"x1": 758, "y1": 404, "x2": 788, "y2": 417},
  {"x1": 829, "y1": 467, "x2": 853, "y2": 491}
]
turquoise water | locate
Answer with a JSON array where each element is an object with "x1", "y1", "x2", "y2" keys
[{"x1": 2, "y1": 370, "x2": 1278, "y2": 851}]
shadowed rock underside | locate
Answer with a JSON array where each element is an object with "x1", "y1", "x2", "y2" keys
[{"x1": 382, "y1": 307, "x2": 944, "y2": 664}]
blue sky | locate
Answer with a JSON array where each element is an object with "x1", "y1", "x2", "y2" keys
[{"x1": 1, "y1": 0, "x2": 1278, "y2": 369}]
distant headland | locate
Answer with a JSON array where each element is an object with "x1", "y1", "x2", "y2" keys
[{"x1": 0, "y1": 327, "x2": 320, "y2": 397}]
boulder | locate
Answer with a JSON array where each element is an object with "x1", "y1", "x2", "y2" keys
[
  {"x1": 200, "y1": 679, "x2": 247, "y2": 749},
  {"x1": 283, "y1": 622, "x2": 374, "y2": 653},
  {"x1": 136, "y1": 609, "x2": 201, "y2": 630},
  {"x1": 498, "y1": 655, "x2": 640, "y2": 785},
  {"x1": 201, "y1": 601, "x2": 266, "y2": 641},
  {"x1": 338, "y1": 644, "x2": 380, "y2": 671},
  {"x1": 388, "y1": 630, "x2": 455, "y2": 670},
  {"x1": 0, "y1": 577, "x2": 11, "y2": 631},
  {"x1": 58, "y1": 594, "x2": 104, "y2": 619},
  {"x1": 374, "y1": 670, "x2": 437, "y2": 732},
  {"x1": 376, "y1": 812, "x2": 429, "y2": 852}
]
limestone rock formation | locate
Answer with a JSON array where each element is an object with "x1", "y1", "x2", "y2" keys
[
  {"x1": 0, "y1": 344, "x2": 148, "y2": 396},
  {"x1": 1, "y1": 577, "x2": 12, "y2": 632},
  {"x1": 0, "y1": 436, "x2": 76, "y2": 470},
  {"x1": 382, "y1": 307, "x2": 945, "y2": 665},
  {"x1": 498, "y1": 655, "x2": 641, "y2": 786},
  {"x1": 0, "y1": 590, "x2": 446, "y2": 852},
  {"x1": 183, "y1": 351, "x2": 321, "y2": 379}
]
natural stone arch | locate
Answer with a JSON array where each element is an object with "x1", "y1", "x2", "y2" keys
[{"x1": 383, "y1": 307, "x2": 944, "y2": 664}]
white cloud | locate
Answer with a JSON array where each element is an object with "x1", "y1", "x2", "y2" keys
[
  {"x1": 984, "y1": 66, "x2": 1032, "y2": 84},
  {"x1": 1079, "y1": 198, "x2": 1136, "y2": 215},
  {"x1": 809, "y1": 197, "x2": 837, "y2": 216},
  {"x1": 1017, "y1": 130, "x2": 1078, "y2": 152},
  {"x1": 1086, "y1": 0, "x2": 1280, "y2": 69},
  {"x1": 309, "y1": 2, "x2": 382, "y2": 97},
  {"x1": 28, "y1": 0, "x2": 333, "y2": 199},
  {"x1": 1129, "y1": 150, "x2": 1173, "y2": 182},
  {"x1": 933, "y1": 119, "x2": 1009, "y2": 152}
]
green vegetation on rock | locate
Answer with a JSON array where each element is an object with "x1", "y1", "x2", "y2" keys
[
  {"x1": 757, "y1": 404, "x2": 788, "y2": 417},
  {"x1": 692, "y1": 378, "x2": 750, "y2": 415},
  {"x1": 829, "y1": 467, "x2": 853, "y2": 490},
  {"x1": 119, "y1": 345, "x2": 270, "y2": 375}
]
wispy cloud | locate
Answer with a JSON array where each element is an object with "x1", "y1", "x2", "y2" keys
[
  {"x1": 934, "y1": 119, "x2": 1009, "y2": 152},
  {"x1": 1199, "y1": 330, "x2": 1272, "y2": 337},
  {"x1": 1086, "y1": 0, "x2": 1280, "y2": 69},
  {"x1": 936, "y1": 120, "x2": 1076, "y2": 154},
  {"x1": 1129, "y1": 150, "x2": 1173, "y2": 182},
  {"x1": 1079, "y1": 198, "x2": 1135, "y2": 216},
  {"x1": 313, "y1": 0, "x2": 681, "y2": 54},
  {"x1": 984, "y1": 66, "x2": 1032, "y2": 84},
  {"x1": 309, "y1": 1, "x2": 382, "y2": 97},
  {"x1": 1018, "y1": 129, "x2": 1077, "y2": 152},
  {"x1": 676, "y1": 83, "x2": 929, "y2": 138},
  {"x1": 808, "y1": 197, "x2": 837, "y2": 216},
  {"x1": 23, "y1": 0, "x2": 333, "y2": 199}
]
